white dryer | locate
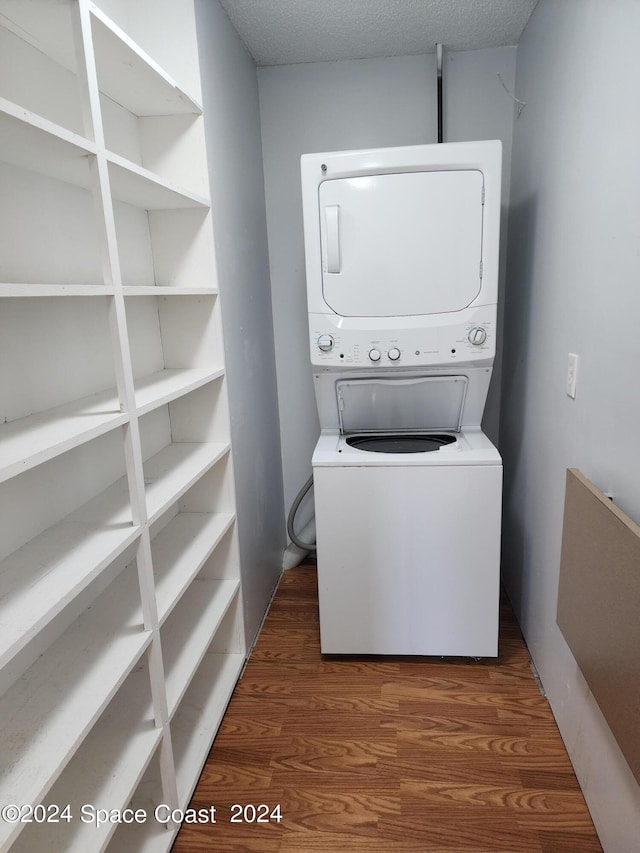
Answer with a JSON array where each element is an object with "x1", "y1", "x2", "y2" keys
[{"x1": 300, "y1": 141, "x2": 503, "y2": 656}]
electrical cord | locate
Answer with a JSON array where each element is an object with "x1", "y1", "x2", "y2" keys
[{"x1": 286, "y1": 474, "x2": 316, "y2": 551}]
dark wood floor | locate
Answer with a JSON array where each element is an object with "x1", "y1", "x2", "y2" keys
[{"x1": 172, "y1": 563, "x2": 602, "y2": 852}]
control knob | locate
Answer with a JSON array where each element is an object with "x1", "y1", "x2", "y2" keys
[
  {"x1": 468, "y1": 327, "x2": 487, "y2": 346},
  {"x1": 317, "y1": 334, "x2": 335, "y2": 352},
  {"x1": 388, "y1": 347, "x2": 401, "y2": 361},
  {"x1": 369, "y1": 348, "x2": 382, "y2": 362}
]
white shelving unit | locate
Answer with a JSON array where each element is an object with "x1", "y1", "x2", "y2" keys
[{"x1": 0, "y1": 1, "x2": 245, "y2": 850}]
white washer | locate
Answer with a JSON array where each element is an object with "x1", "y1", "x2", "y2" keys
[
  {"x1": 313, "y1": 428, "x2": 502, "y2": 656},
  {"x1": 301, "y1": 141, "x2": 503, "y2": 656}
]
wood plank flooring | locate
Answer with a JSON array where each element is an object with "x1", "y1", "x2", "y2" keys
[{"x1": 172, "y1": 563, "x2": 602, "y2": 852}]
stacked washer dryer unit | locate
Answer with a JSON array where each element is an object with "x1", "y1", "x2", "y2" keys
[{"x1": 301, "y1": 141, "x2": 503, "y2": 657}]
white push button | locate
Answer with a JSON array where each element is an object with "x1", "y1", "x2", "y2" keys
[{"x1": 369, "y1": 348, "x2": 381, "y2": 362}]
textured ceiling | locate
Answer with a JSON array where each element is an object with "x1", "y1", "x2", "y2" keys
[{"x1": 219, "y1": 0, "x2": 539, "y2": 66}]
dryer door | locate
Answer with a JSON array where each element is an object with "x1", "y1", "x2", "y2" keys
[{"x1": 319, "y1": 170, "x2": 484, "y2": 317}]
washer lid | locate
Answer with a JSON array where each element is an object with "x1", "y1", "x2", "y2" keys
[
  {"x1": 336, "y1": 376, "x2": 468, "y2": 433},
  {"x1": 319, "y1": 170, "x2": 484, "y2": 317}
]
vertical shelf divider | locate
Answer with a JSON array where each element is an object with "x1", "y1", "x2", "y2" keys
[{"x1": 72, "y1": 0, "x2": 179, "y2": 815}]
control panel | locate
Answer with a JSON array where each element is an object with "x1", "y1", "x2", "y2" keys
[{"x1": 309, "y1": 314, "x2": 496, "y2": 369}]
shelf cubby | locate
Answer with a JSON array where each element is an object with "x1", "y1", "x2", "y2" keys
[
  {"x1": 10, "y1": 662, "x2": 161, "y2": 853},
  {"x1": 172, "y1": 644, "x2": 245, "y2": 808},
  {"x1": 174, "y1": 446, "x2": 237, "y2": 516},
  {"x1": 0, "y1": 385, "x2": 127, "y2": 485},
  {"x1": 126, "y1": 295, "x2": 224, "y2": 380},
  {"x1": 0, "y1": 367, "x2": 224, "y2": 486},
  {"x1": 166, "y1": 379, "x2": 232, "y2": 452},
  {"x1": 89, "y1": 4, "x2": 202, "y2": 118},
  {"x1": 0, "y1": 474, "x2": 138, "y2": 677},
  {"x1": 0, "y1": 160, "x2": 103, "y2": 286},
  {"x1": 106, "y1": 153, "x2": 209, "y2": 210},
  {"x1": 0, "y1": 297, "x2": 117, "y2": 427},
  {"x1": 134, "y1": 367, "x2": 225, "y2": 417},
  {"x1": 152, "y1": 511, "x2": 236, "y2": 625},
  {"x1": 0, "y1": 3, "x2": 83, "y2": 135},
  {"x1": 89, "y1": 4, "x2": 209, "y2": 198},
  {"x1": 144, "y1": 439, "x2": 231, "y2": 524},
  {"x1": 0, "y1": 98, "x2": 95, "y2": 187},
  {"x1": 107, "y1": 818, "x2": 176, "y2": 853},
  {"x1": 99, "y1": 84, "x2": 209, "y2": 204},
  {"x1": 162, "y1": 579, "x2": 241, "y2": 719},
  {"x1": 116, "y1": 205, "x2": 215, "y2": 290},
  {"x1": 105, "y1": 752, "x2": 177, "y2": 853},
  {"x1": 0, "y1": 427, "x2": 131, "y2": 564},
  {"x1": 0, "y1": 565, "x2": 151, "y2": 850},
  {"x1": 171, "y1": 602, "x2": 245, "y2": 806}
]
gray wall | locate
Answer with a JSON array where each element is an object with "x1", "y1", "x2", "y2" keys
[
  {"x1": 195, "y1": 0, "x2": 284, "y2": 647},
  {"x1": 258, "y1": 48, "x2": 517, "y2": 529},
  {"x1": 501, "y1": 0, "x2": 640, "y2": 848}
]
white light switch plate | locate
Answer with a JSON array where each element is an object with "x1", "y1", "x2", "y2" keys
[{"x1": 567, "y1": 353, "x2": 578, "y2": 399}]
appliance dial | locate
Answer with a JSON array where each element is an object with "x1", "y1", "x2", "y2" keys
[
  {"x1": 317, "y1": 334, "x2": 335, "y2": 352},
  {"x1": 388, "y1": 347, "x2": 401, "y2": 361},
  {"x1": 369, "y1": 348, "x2": 382, "y2": 362},
  {"x1": 468, "y1": 327, "x2": 487, "y2": 346}
]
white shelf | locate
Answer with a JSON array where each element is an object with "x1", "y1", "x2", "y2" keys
[
  {"x1": 172, "y1": 652, "x2": 245, "y2": 807},
  {"x1": 43, "y1": 439, "x2": 231, "y2": 537},
  {"x1": 0, "y1": 387, "x2": 126, "y2": 484},
  {"x1": 0, "y1": 485, "x2": 138, "y2": 672},
  {"x1": 0, "y1": 284, "x2": 114, "y2": 296},
  {"x1": 107, "y1": 152, "x2": 210, "y2": 210},
  {"x1": 163, "y1": 580, "x2": 240, "y2": 718},
  {"x1": 144, "y1": 441, "x2": 231, "y2": 523},
  {"x1": 0, "y1": 1, "x2": 201, "y2": 119},
  {"x1": 153, "y1": 512, "x2": 236, "y2": 624},
  {"x1": 0, "y1": 569, "x2": 151, "y2": 851},
  {"x1": 135, "y1": 367, "x2": 224, "y2": 417},
  {"x1": 107, "y1": 817, "x2": 176, "y2": 853},
  {"x1": 0, "y1": 97, "x2": 95, "y2": 188},
  {"x1": 0, "y1": 368, "x2": 222, "y2": 484},
  {"x1": 0, "y1": 442, "x2": 231, "y2": 668},
  {"x1": 123, "y1": 287, "x2": 218, "y2": 296},
  {"x1": 11, "y1": 666, "x2": 161, "y2": 853},
  {"x1": 0, "y1": 0, "x2": 78, "y2": 79},
  {"x1": 0, "y1": 101, "x2": 207, "y2": 211},
  {"x1": 89, "y1": 4, "x2": 202, "y2": 117},
  {"x1": 106, "y1": 756, "x2": 176, "y2": 853}
]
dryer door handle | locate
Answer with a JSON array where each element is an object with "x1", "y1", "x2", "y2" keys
[{"x1": 324, "y1": 205, "x2": 341, "y2": 274}]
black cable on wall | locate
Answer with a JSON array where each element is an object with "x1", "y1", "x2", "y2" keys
[{"x1": 436, "y1": 43, "x2": 443, "y2": 143}]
